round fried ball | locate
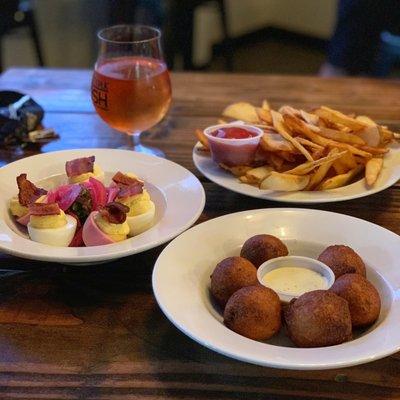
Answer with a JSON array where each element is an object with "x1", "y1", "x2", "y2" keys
[
  {"x1": 240, "y1": 234, "x2": 288, "y2": 268},
  {"x1": 210, "y1": 256, "x2": 258, "y2": 308},
  {"x1": 318, "y1": 245, "x2": 366, "y2": 279},
  {"x1": 330, "y1": 273, "x2": 381, "y2": 327},
  {"x1": 285, "y1": 290, "x2": 352, "y2": 348},
  {"x1": 224, "y1": 285, "x2": 281, "y2": 341}
]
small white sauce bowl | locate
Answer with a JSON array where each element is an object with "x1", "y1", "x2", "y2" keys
[
  {"x1": 203, "y1": 123, "x2": 263, "y2": 166},
  {"x1": 257, "y1": 255, "x2": 335, "y2": 303}
]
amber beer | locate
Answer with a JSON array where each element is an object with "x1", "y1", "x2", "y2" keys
[{"x1": 92, "y1": 56, "x2": 171, "y2": 134}]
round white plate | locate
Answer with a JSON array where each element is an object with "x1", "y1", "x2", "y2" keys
[
  {"x1": 153, "y1": 208, "x2": 400, "y2": 370},
  {"x1": 0, "y1": 149, "x2": 205, "y2": 265},
  {"x1": 193, "y1": 142, "x2": 400, "y2": 203}
]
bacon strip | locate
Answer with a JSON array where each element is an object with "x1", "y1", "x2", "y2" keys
[
  {"x1": 112, "y1": 171, "x2": 141, "y2": 186},
  {"x1": 65, "y1": 156, "x2": 95, "y2": 177},
  {"x1": 117, "y1": 181, "x2": 144, "y2": 198},
  {"x1": 29, "y1": 202, "x2": 61, "y2": 216},
  {"x1": 99, "y1": 202, "x2": 129, "y2": 224},
  {"x1": 17, "y1": 174, "x2": 47, "y2": 206}
]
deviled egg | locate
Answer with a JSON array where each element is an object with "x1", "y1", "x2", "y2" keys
[
  {"x1": 27, "y1": 203, "x2": 77, "y2": 247},
  {"x1": 112, "y1": 172, "x2": 155, "y2": 236},
  {"x1": 10, "y1": 174, "x2": 47, "y2": 224},
  {"x1": 118, "y1": 189, "x2": 155, "y2": 236},
  {"x1": 82, "y1": 202, "x2": 130, "y2": 246},
  {"x1": 65, "y1": 155, "x2": 105, "y2": 184}
]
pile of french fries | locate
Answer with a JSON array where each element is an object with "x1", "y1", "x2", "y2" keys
[{"x1": 196, "y1": 101, "x2": 399, "y2": 191}]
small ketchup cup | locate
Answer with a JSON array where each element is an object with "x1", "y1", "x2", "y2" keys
[{"x1": 203, "y1": 123, "x2": 263, "y2": 166}]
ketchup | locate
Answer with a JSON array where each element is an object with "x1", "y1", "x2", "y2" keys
[{"x1": 212, "y1": 127, "x2": 255, "y2": 139}]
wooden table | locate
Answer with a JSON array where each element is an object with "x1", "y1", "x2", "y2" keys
[{"x1": 0, "y1": 68, "x2": 399, "y2": 399}]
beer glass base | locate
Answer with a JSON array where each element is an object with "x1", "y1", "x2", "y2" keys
[{"x1": 118, "y1": 143, "x2": 165, "y2": 158}]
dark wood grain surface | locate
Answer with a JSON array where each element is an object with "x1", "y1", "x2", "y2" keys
[{"x1": 0, "y1": 68, "x2": 399, "y2": 399}]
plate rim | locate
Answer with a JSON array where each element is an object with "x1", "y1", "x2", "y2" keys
[{"x1": 152, "y1": 207, "x2": 400, "y2": 370}]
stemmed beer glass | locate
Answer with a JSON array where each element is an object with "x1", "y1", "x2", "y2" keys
[{"x1": 91, "y1": 25, "x2": 171, "y2": 156}]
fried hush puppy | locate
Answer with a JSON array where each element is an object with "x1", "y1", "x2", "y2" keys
[
  {"x1": 224, "y1": 285, "x2": 282, "y2": 341},
  {"x1": 240, "y1": 234, "x2": 288, "y2": 268},
  {"x1": 318, "y1": 245, "x2": 366, "y2": 279},
  {"x1": 330, "y1": 274, "x2": 381, "y2": 327},
  {"x1": 210, "y1": 256, "x2": 258, "y2": 308},
  {"x1": 285, "y1": 290, "x2": 352, "y2": 348}
]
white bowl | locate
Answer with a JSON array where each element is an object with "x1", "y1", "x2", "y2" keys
[
  {"x1": 0, "y1": 149, "x2": 205, "y2": 265},
  {"x1": 257, "y1": 255, "x2": 335, "y2": 303},
  {"x1": 153, "y1": 208, "x2": 400, "y2": 370}
]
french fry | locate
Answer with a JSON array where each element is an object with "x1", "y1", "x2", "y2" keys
[
  {"x1": 355, "y1": 115, "x2": 375, "y2": 126},
  {"x1": 222, "y1": 102, "x2": 259, "y2": 123},
  {"x1": 195, "y1": 129, "x2": 209, "y2": 149},
  {"x1": 246, "y1": 166, "x2": 273, "y2": 183},
  {"x1": 285, "y1": 150, "x2": 347, "y2": 175},
  {"x1": 380, "y1": 127, "x2": 395, "y2": 144},
  {"x1": 355, "y1": 125, "x2": 380, "y2": 147},
  {"x1": 339, "y1": 151, "x2": 357, "y2": 169},
  {"x1": 359, "y1": 145, "x2": 389, "y2": 155},
  {"x1": 219, "y1": 164, "x2": 252, "y2": 177},
  {"x1": 262, "y1": 99, "x2": 271, "y2": 111},
  {"x1": 279, "y1": 105, "x2": 300, "y2": 116},
  {"x1": 261, "y1": 132, "x2": 296, "y2": 153},
  {"x1": 260, "y1": 171, "x2": 310, "y2": 191},
  {"x1": 239, "y1": 175, "x2": 251, "y2": 184},
  {"x1": 277, "y1": 151, "x2": 296, "y2": 162},
  {"x1": 265, "y1": 152, "x2": 285, "y2": 170},
  {"x1": 365, "y1": 158, "x2": 383, "y2": 186},
  {"x1": 256, "y1": 107, "x2": 272, "y2": 124},
  {"x1": 311, "y1": 147, "x2": 326, "y2": 160},
  {"x1": 300, "y1": 110, "x2": 319, "y2": 125},
  {"x1": 318, "y1": 127, "x2": 366, "y2": 146},
  {"x1": 306, "y1": 148, "x2": 339, "y2": 190},
  {"x1": 332, "y1": 160, "x2": 348, "y2": 175},
  {"x1": 295, "y1": 137, "x2": 324, "y2": 150},
  {"x1": 271, "y1": 110, "x2": 314, "y2": 161},
  {"x1": 354, "y1": 156, "x2": 368, "y2": 165},
  {"x1": 313, "y1": 106, "x2": 367, "y2": 131},
  {"x1": 318, "y1": 165, "x2": 364, "y2": 190},
  {"x1": 283, "y1": 114, "x2": 372, "y2": 158}
]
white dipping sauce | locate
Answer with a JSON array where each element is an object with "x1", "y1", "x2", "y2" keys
[{"x1": 262, "y1": 266, "x2": 328, "y2": 296}]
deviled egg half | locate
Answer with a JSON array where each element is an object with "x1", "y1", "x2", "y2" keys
[
  {"x1": 27, "y1": 203, "x2": 77, "y2": 247},
  {"x1": 9, "y1": 174, "x2": 47, "y2": 224},
  {"x1": 65, "y1": 155, "x2": 104, "y2": 184},
  {"x1": 82, "y1": 202, "x2": 130, "y2": 246},
  {"x1": 112, "y1": 172, "x2": 156, "y2": 236}
]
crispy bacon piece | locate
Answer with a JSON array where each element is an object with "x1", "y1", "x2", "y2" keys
[
  {"x1": 29, "y1": 202, "x2": 61, "y2": 216},
  {"x1": 112, "y1": 171, "x2": 141, "y2": 186},
  {"x1": 112, "y1": 171, "x2": 144, "y2": 199},
  {"x1": 118, "y1": 181, "x2": 144, "y2": 198},
  {"x1": 17, "y1": 174, "x2": 47, "y2": 206},
  {"x1": 65, "y1": 156, "x2": 95, "y2": 177},
  {"x1": 99, "y1": 202, "x2": 129, "y2": 224}
]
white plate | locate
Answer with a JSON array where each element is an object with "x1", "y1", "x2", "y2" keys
[
  {"x1": 153, "y1": 208, "x2": 400, "y2": 370},
  {"x1": 0, "y1": 149, "x2": 205, "y2": 265},
  {"x1": 193, "y1": 143, "x2": 400, "y2": 203}
]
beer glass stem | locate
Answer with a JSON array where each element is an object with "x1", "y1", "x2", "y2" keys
[
  {"x1": 123, "y1": 130, "x2": 165, "y2": 157},
  {"x1": 126, "y1": 132, "x2": 141, "y2": 149}
]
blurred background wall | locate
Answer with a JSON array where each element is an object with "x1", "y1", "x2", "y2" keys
[
  {"x1": 2, "y1": 0, "x2": 399, "y2": 77},
  {"x1": 194, "y1": 0, "x2": 336, "y2": 65},
  {"x1": 2, "y1": 0, "x2": 337, "y2": 70}
]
